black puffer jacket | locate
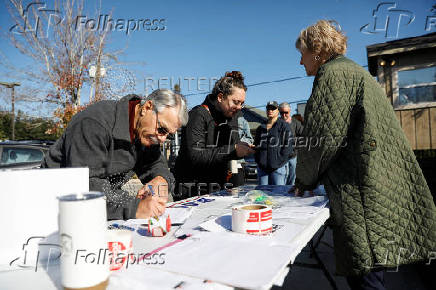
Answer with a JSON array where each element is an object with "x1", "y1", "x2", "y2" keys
[
  {"x1": 254, "y1": 118, "x2": 292, "y2": 173},
  {"x1": 174, "y1": 95, "x2": 239, "y2": 198}
]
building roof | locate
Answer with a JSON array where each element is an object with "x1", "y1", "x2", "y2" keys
[{"x1": 241, "y1": 105, "x2": 267, "y2": 130}]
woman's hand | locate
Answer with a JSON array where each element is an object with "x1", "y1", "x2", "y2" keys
[
  {"x1": 235, "y1": 142, "x2": 255, "y2": 158},
  {"x1": 289, "y1": 185, "x2": 313, "y2": 197}
]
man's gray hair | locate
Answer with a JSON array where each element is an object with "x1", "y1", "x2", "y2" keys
[
  {"x1": 142, "y1": 89, "x2": 189, "y2": 126},
  {"x1": 279, "y1": 102, "x2": 291, "y2": 110}
]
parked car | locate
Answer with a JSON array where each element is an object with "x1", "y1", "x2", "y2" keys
[
  {"x1": 0, "y1": 140, "x2": 54, "y2": 170},
  {"x1": 242, "y1": 155, "x2": 257, "y2": 180}
]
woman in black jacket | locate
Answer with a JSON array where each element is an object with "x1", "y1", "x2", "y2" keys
[
  {"x1": 174, "y1": 71, "x2": 255, "y2": 200},
  {"x1": 254, "y1": 101, "x2": 292, "y2": 185}
]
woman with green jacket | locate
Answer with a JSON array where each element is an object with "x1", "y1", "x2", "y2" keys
[{"x1": 293, "y1": 20, "x2": 436, "y2": 289}]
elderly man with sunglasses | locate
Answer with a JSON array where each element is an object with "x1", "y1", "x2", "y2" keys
[{"x1": 42, "y1": 89, "x2": 188, "y2": 220}]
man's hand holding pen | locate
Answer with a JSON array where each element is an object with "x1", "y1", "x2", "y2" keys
[{"x1": 136, "y1": 176, "x2": 168, "y2": 218}]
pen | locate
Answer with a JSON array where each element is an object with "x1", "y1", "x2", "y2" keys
[
  {"x1": 148, "y1": 184, "x2": 155, "y2": 196},
  {"x1": 147, "y1": 185, "x2": 162, "y2": 220},
  {"x1": 109, "y1": 223, "x2": 135, "y2": 231},
  {"x1": 174, "y1": 281, "x2": 185, "y2": 288}
]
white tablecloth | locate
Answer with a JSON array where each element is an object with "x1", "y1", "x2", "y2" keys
[{"x1": 0, "y1": 185, "x2": 329, "y2": 290}]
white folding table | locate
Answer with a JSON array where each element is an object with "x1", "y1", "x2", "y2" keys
[{"x1": 0, "y1": 185, "x2": 332, "y2": 290}]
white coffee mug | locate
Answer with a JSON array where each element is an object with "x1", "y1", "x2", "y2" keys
[{"x1": 58, "y1": 192, "x2": 109, "y2": 289}]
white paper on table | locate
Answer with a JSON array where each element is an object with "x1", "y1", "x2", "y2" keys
[
  {"x1": 175, "y1": 196, "x2": 242, "y2": 236},
  {"x1": 108, "y1": 262, "x2": 233, "y2": 290},
  {"x1": 122, "y1": 207, "x2": 194, "y2": 229},
  {"x1": 164, "y1": 207, "x2": 194, "y2": 224},
  {"x1": 199, "y1": 214, "x2": 232, "y2": 232},
  {"x1": 147, "y1": 232, "x2": 295, "y2": 289},
  {"x1": 275, "y1": 195, "x2": 328, "y2": 208},
  {"x1": 273, "y1": 206, "x2": 324, "y2": 219},
  {"x1": 199, "y1": 214, "x2": 307, "y2": 247},
  {"x1": 272, "y1": 196, "x2": 328, "y2": 219}
]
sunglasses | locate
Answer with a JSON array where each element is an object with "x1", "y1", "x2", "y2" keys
[
  {"x1": 279, "y1": 111, "x2": 290, "y2": 115},
  {"x1": 266, "y1": 106, "x2": 278, "y2": 111},
  {"x1": 155, "y1": 112, "x2": 171, "y2": 136}
]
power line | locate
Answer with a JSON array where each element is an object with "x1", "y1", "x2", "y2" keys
[
  {"x1": 184, "y1": 75, "x2": 309, "y2": 97},
  {"x1": 183, "y1": 64, "x2": 368, "y2": 98},
  {"x1": 247, "y1": 99, "x2": 308, "y2": 109}
]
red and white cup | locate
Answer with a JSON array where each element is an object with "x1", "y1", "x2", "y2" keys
[{"x1": 107, "y1": 229, "x2": 133, "y2": 271}]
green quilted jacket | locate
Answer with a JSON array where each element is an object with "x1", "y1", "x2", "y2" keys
[{"x1": 295, "y1": 55, "x2": 436, "y2": 276}]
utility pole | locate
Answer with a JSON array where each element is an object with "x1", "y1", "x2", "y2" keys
[{"x1": 0, "y1": 82, "x2": 21, "y2": 140}]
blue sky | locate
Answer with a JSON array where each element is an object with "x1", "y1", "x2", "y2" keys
[{"x1": 0, "y1": 0, "x2": 435, "y2": 115}]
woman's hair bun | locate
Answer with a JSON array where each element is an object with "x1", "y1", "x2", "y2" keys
[
  {"x1": 211, "y1": 70, "x2": 247, "y2": 99},
  {"x1": 225, "y1": 71, "x2": 244, "y2": 81}
]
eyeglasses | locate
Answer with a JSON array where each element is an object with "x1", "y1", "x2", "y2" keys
[
  {"x1": 155, "y1": 112, "x2": 171, "y2": 136},
  {"x1": 231, "y1": 99, "x2": 245, "y2": 108},
  {"x1": 266, "y1": 106, "x2": 277, "y2": 111},
  {"x1": 279, "y1": 111, "x2": 290, "y2": 115}
]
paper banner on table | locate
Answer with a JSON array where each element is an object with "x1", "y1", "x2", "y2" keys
[{"x1": 147, "y1": 232, "x2": 296, "y2": 289}]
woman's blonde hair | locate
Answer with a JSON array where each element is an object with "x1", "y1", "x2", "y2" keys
[{"x1": 295, "y1": 20, "x2": 347, "y2": 58}]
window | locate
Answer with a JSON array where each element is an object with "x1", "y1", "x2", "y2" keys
[
  {"x1": 397, "y1": 66, "x2": 436, "y2": 106},
  {"x1": 0, "y1": 147, "x2": 44, "y2": 166}
]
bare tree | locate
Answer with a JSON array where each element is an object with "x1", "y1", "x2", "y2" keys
[
  {"x1": 2, "y1": 0, "x2": 123, "y2": 107},
  {"x1": 0, "y1": 0, "x2": 128, "y2": 135}
]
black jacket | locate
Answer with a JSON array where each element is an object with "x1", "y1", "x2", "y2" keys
[
  {"x1": 42, "y1": 95, "x2": 173, "y2": 220},
  {"x1": 254, "y1": 118, "x2": 293, "y2": 173},
  {"x1": 289, "y1": 118, "x2": 304, "y2": 158},
  {"x1": 174, "y1": 95, "x2": 239, "y2": 197}
]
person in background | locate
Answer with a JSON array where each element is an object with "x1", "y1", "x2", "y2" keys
[
  {"x1": 279, "y1": 102, "x2": 303, "y2": 186},
  {"x1": 254, "y1": 101, "x2": 292, "y2": 185},
  {"x1": 42, "y1": 89, "x2": 188, "y2": 220},
  {"x1": 292, "y1": 113, "x2": 304, "y2": 124},
  {"x1": 294, "y1": 19, "x2": 435, "y2": 289},
  {"x1": 174, "y1": 71, "x2": 255, "y2": 200},
  {"x1": 237, "y1": 110, "x2": 254, "y2": 145},
  {"x1": 234, "y1": 110, "x2": 254, "y2": 184}
]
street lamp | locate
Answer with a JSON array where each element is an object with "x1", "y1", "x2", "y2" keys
[
  {"x1": 0, "y1": 81, "x2": 21, "y2": 140},
  {"x1": 89, "y1": 65, "x2": 106, "y2": 103}
]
